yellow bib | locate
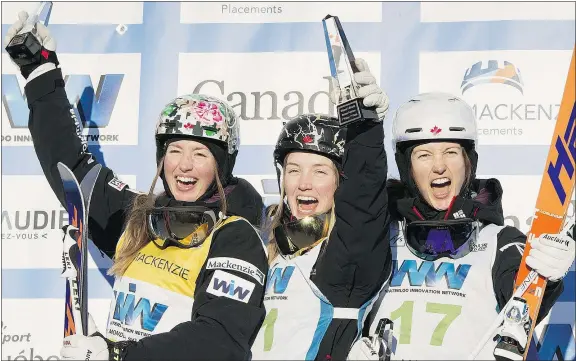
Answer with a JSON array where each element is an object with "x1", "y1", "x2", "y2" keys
[{"x1": 117, "y1": 215, "x2": 244, "y2": 298}]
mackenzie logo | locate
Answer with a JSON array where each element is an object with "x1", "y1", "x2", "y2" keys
[
  {"x1": 457, "y1": 58, "x2": 561, "y2": 123},
  {"x1": 206, "y1": 257, "x2": 265, "y2": 285},
  {"x1": 461, "y1": 60, "x2": 524, "y2": 95}
]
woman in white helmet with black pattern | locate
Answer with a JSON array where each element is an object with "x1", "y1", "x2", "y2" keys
[
  {"x1": 4, "y1": 11, "x2": 268, "y2": 361},
  {"x1": 250, "y1": 57, "x2": 394, "y2": 360},
  {"x1": 348, "y1": 92, "x2": 575, "y2": 360}
]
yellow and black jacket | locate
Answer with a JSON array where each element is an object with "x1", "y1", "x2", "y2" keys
[{"x1": 26, "y1": 68, "x2": 268, "y2": 360}]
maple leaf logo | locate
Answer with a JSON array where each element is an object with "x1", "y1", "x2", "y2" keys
[
  {"x1": 430, "y1": 126, "x2": 442, "y2": 135},
  {"x1": 302, "y1": 135, "x2": 313, "y2": 143},
  {"x1": 184, "y1": 123, "x2": 193, "y2": 129}
]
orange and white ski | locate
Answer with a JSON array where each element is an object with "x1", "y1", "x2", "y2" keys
[
  {"x1": 513, "y1": 46, "x2": 576, "y2": 360},
  {"x1": 469, "y1": 46, "x2": 575, "y2": 360}
]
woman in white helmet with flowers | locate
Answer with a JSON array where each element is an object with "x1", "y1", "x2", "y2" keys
[
  {"x1": 5, "y1": 10, "x2": 268, "y2": 361},
  {"x1": 348, "y1": 92, "x2": 575, "y2": 360}
]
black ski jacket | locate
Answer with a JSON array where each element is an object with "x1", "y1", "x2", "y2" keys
[
  {"x1": 310, "y1": 121, "x2": 393, "y2": 360},
  {"x1": 26, "y1": 68, "x2": 268, "y2": 360}
]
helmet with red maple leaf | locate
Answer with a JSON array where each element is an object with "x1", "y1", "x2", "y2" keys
[
  {"x1": 391, "y1": 92, "x2": 479, "y2": 198},
  {"x1": 392, "y1": 92, "x2": 477, "y2": 153},
  {"x1": 273, "y1": 113, "x2": 346, "y2": 169}
]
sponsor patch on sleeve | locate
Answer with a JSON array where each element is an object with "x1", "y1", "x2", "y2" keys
[
  {"x1": 206, "y1": 257, "x2": 265, "y2": 285},
  {"x1": 108, "y1": 177, "x2": 127, "y2": 191},
  {"x1": 206, "y1": 270, "x2": 255, "y2": 304}
]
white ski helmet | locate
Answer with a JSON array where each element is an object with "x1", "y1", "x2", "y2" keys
[
  {"x1": 392, "y1": 92, "x2": 477, "y2": 153},
  {"x1": 391, "y1": 92, "x2": 479, "y2": 198}
]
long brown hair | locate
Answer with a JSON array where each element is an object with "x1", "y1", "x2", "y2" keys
[
  {"x1": 108, "y1": 158, "x2": 228, "y2": 277},
  {"x1": 264, "y1": 159, "x2": 339, "y2": 264}
]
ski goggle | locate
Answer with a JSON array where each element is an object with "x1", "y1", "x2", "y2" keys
[
  {"x1": 274, "y1": 212, "x2": 329, "y2": 256},
  {"x1": 147, "y1": 206, "x2": 217, "y2": 249},
  {"x1": 403, "y1": 218, "x2": 478, "y2": 261}
]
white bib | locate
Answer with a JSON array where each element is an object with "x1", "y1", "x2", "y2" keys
[
  {"x1": 366, "y1": 221, "x2": 504, "y2": 360},
  {"x1": 252, "y1": 242, "x2": 377, "y2": 360},
  {"x1": 106, "y1": 275, "x2": 195, "y2": 341}
]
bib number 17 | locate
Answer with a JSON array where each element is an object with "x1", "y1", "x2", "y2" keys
[{"x1": 390, "y1": 301, "x2": 462, "y2": 346}]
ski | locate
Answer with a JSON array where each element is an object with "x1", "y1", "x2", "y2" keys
[
  {"x1": 61, "y1": 223, "x2": 84, "y2": 337},
  {"x1": 58, "y1": 162, "x2": 102, "y2": 337},
  {"x1": 468, "y1": 47, "x2": 576, "y2": 360},
  {"x1": 512, "y1": 47, "x2": 576, "y2": 360}
]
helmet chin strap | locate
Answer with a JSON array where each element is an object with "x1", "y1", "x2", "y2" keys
[
  {"x1": 159, "y1": 168, "x2": 174, "y2": 198},
  {"x1": 274, "y1": 160, "x2": 283, "y2": 198}
]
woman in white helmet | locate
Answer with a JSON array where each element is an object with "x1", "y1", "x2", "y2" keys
[
  {"x1": 5, "y1": 11, "x2": 268, "y2": 361},
  {"x1": 348, "y1": 92, "x2": 575, "y2": 360}
]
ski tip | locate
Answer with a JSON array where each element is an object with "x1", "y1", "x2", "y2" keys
[{"x1": 57, "y1": 162, "x2": 73, "y2": 175}]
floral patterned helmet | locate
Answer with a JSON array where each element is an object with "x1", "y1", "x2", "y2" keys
[{"x1": 155, "y1": 94, "x2": 240, "y2": 161}]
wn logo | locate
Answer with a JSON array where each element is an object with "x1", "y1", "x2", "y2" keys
[
  {"x1": 213, "y1": 278, "x2": 251, "y2": 300},
  {"x1": 2, "y1": 74, "x2": 123, "y2": 129},
  {"x1": 113, "y1": 283, "x2": 168, "y2": 332},
  {"x1": 266, "y1": 265, "x2": 295, "y2": 294},
  {"x1": 390, "y1": 260, "x2": 471, "y2": 290},
  {"x1": 207, "y1": 270, "x2": 255, "y2": 303},
  {"x1": 548, "y1": 101, "x2": 576, "y2": 204}
]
